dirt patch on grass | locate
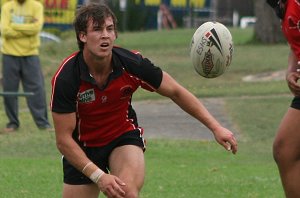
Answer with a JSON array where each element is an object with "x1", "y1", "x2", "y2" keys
[
  {"x1": 242, "y1": 70, "x2": 285, "y2": 82},
  {"x1": 133, "y1": 98, "x2": 237, "y2": 140}
]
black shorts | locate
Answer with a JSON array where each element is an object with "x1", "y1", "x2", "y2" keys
[
  {"x1": 63, "y1": 129, "x2": 146, "y2": 185},
  {"x1": 291, "y1": 97, "x2": 300, "y2": 110}
]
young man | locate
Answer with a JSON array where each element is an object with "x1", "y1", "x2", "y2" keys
[
  {"x1": 0, "y1": 0, "x2": 51, "y2": 132},
  {"x1": 51, "y1": 3, "x2": 238, "y2": 198},
  {"x1": 270, "y1": 0, "x2": 300, "y2": 197}
]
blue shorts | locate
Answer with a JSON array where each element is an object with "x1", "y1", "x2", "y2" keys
[
  {"x1": 291, "y1": 97, "x2": 300, "y2": 110},
  {"x1": 63, "y1": 129, "x2": 146, "y2": 185}
]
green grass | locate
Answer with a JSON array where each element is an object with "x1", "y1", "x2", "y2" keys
[
  {"x1": 142, "y1": 140, "x2": 282, "y2": 198},
  {"x1": 0, "y1": 27, "x2": 289, "y2": 197}
]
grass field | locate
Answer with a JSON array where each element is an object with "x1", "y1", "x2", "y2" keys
[{"x1": 0, "y1": 27, "x2": 290, "y2": 197}]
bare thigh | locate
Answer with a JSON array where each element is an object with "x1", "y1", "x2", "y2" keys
[
  {"x1": 62, "y1": 183, "x2": 100, "y2": 198},
  {"x1": 109, "y1": 145, "x2": 145, "y2": 194},
  {"x1": 274, "y1": 107, "x2": 300, "y2": 158}
]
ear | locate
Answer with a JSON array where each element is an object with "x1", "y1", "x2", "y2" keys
[{"x1": 79, "y1": 31, "x2": 87, "y2": 43}]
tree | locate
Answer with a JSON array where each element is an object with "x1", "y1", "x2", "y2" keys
[{"x1": 253, "y1": 0, "x2": 285, "y2": 43}]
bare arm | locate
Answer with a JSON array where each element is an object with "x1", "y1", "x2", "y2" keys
[
  {"x1": 52, "y1": 112, "x2": 126, "y2": 197},
  {"x1": 52, "y1": 112, "x2": 90, "y2": 169},
  {"x1": 286, "y1": 49, "x2": 300, "y2": 96},
  {"x1": 156, "y1": 71, "x2": 237, "y2": 154}
]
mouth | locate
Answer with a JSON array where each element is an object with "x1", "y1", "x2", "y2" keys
[{"x1": 100, "y1": 42, "x2": 109, "y2": 48}]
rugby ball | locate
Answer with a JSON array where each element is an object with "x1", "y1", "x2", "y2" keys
[{"x1": 190, "y1": 21, "x2": 234, "y2": 78}]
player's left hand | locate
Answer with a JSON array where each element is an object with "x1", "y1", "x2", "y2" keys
[
  {"x1": 97, "y1": 173, "x2": 126, "y2": 198},
  {"x1": 213, "y1": 126, "x2": 238, "y2": 154}
]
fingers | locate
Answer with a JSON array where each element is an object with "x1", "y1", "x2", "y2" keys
[
  {"x1": 115, "y1": 177, "x2": 126, "y2": 186},
  {"x1": 104, "y1": 184, "x2": 126, "y2": 198},
  {"x1": 214, "y1": 127, "x2": 238, "y2": 154},
  {"x1": 99, "y1": 175, "x2": 126, "y2": 198},
  {"x1": 288, "y1": 71, "x2": 300, "y2": 96},
  {"x1": 107, "y1": 177, "x2": 126, "y2": 197},
  {"x1": 226, "y1": 137, "x2": 238, "y2": 154},
  {"x1": 221, "y1": 135, "x2": 237, "y2": 154}
]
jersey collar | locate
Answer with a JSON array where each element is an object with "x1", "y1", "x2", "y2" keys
[{"x1": 78, "y1": 51, "x2": 123, "y2": 87}]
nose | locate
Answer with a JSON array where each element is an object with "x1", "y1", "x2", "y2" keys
[{"x1": 101, "y1": 29, "x2": 109, "y2": 38}]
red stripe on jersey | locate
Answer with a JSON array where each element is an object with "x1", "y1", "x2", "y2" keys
[
  {"x1": 50, "y1": 52, "x2": 79, "y2": 110},
  {"x1": 125, "y1": 68, "x2": 157, "y2": 91}
]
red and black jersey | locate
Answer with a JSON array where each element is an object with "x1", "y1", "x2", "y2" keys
[
  {"x1": 282, "y1": 0, "x2": 300, "y2": 59},
  {"x1": 50, "y1": 46, "x2": 163, "y2": 147}
]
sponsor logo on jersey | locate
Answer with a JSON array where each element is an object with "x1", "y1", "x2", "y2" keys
[{"x1": 78, "y1": 89, "x2": 95, "y2": 103}]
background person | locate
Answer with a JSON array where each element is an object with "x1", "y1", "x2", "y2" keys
[
  {"x1": 269, "y1": 0, "x2": 300, "y2": 197},
  {"x1": 0, "y1": 0, "x2": 51, "y2": 133},
  {"x1": 51, "y1": 3, "x2": 238, "y2": 198}
]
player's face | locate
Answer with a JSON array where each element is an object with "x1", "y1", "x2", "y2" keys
[{"x1": 80, "y1": 17, "x2": 116, "y2": 59}]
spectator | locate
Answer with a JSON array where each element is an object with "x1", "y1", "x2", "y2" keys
[{"x1": 0, "y1": 0, "x2": 51, "y2": 133}]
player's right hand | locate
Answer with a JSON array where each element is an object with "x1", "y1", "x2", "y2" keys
[
  {"x1": 213, "y1": 126, "x2": 238, "y2": 154},
  {"x1": 286, "y1": 70, "x2": 300, "y2": 96},
  {"x1": 97, "y1": 173, "x2": 126, "y2": 198}
]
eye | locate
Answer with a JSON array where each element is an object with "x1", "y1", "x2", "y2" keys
[
  {"x1": 107, "y1": 25, "x2": 114, "y2": 32},
  {"x1": 93, "y1": 27, "x2": 101, "y2": 31}
]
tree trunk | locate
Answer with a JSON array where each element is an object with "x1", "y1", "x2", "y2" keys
[{"x1": 253, "y1": 0, "x2": 285, "y2": 43}]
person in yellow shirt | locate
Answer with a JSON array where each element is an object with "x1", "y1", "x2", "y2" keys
[{"x1": 0, "y1": 0, "x2": 51, "y2": 132}]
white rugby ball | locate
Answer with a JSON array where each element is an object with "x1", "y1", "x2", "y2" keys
[{"x1": 190, "y1": 21, "x2": 234, "y2": 78}]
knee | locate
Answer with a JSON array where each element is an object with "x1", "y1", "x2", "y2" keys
[
  {"x1": 124, "y1": 186, "x2": 139, "y2": 198},
  {"x1": 124, "y1": 190, "x2": 139, "y2": 198},
  {"x1": 273, "y1": 137, "x2": 284, "y2": 164},
  {"x1": 273, "y1": 136, "x2": 297, "y2": 165}
]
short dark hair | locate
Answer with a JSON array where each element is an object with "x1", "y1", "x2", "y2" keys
[{"x1": 73, "y1": 3, "x2": 118, "y2": 51}]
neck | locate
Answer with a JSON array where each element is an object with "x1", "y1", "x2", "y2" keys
[
  {"x1": 85, "y1": 57, "x2": 113, "y2": 88},
  {"x1": 83, "y1": 52, "x2": 112, "y2": 75}
]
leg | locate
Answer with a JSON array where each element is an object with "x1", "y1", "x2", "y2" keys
[
  {"x1": 62, "y1": 183, "x2": 100, "y2": 198},
  {"x1": 2, "y1": 55, "x2": 21, "y2": 128},
  {"x1": 273, "y1": 107, "x2": 300, "y2": 197},
  {"x1": 62, "y1": 156, "x2": 101, "y2": 198},
  {"x1": 21, "y1": 56, "x2": 50, "y2": 128},
  {"x1": 109, "y1": 145, "x2": 145, "y2": 198}
]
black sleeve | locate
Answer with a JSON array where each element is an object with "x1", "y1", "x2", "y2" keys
[
  {"x1": 266, "y1": 0, "x2": 278, "y2": 8},
  {"x1": 138, "y1": 57, "x2": 163, "y2": 89},
  {"x1": 266, "y1": 0, "x2": 286, "y2": 19},
  {"x1": 51, "y1": 77, "x2": 79, "y2": 113},
  {"x1": 113, "y1": 47, "x2": 163, "y2": 89}
]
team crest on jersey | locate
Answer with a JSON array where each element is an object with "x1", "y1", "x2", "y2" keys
[
  {"x1": 78, "y1": 89, "x2": 95, "y2": 103},
  {"x1": 101, "y1": 95, "x2": 108, "y2": 103},
  {"x1": 120, "y1": 85, "x2": 133, "y2": 99}
]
